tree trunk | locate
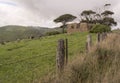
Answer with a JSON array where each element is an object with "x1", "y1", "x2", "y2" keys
[
  {"x1": 62, "y1": 21, "x2": 66, "y2": 33},
  {"x1": 62, "y1": 27, "x2": 65, "y2": 33}
]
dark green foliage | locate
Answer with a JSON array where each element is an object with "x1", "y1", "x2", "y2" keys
[
  {"x1": 54, "y1": 14, "x2": 76, "y2": 33},
  {"x1": 103, "y1": 17, "x2": 117, "y2": 26},
  {"x1": 81, "y1": 10, "x2": 96, "y2": 16},
  {"x1": 90, "y1": 24, "x2": 111, "y2": 33},
  {"x1": 46, "y1": 31, "x2": 60, "y2": 36},
  {"x1": 101, "y1": 10, "x2": 114, "y2": 16},
  {"x1": 54, "y1": 14, "x2": 76, "y2": 23},
  {"x1": 80, "y1": 10, "x2": 96, "y2": 23},
  {"x1": 80, "y1": 4, "x2": 117, "y2": 28}
]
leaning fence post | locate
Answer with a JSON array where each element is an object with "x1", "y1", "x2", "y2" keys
[
  {"x1": 56, "y1": 39, "x2": 65, "y2": 73},
  {"x1": 65, "y1": 38, "x2": 68, "y2": 65},
  {"x1": 86, "y1": 42, "x2": 88, "y2": 53},
  {"x1": 86, "y1": 34, "x2": 92, "y2": 52}
]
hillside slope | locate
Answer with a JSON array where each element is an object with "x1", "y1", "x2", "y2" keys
[{"x1": 0, "y1": 32, "x2": 96, "y2": 83}]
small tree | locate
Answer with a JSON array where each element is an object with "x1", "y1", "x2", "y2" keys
[
  {"x1": 94, "y1": 4, "x2": 117, "y2": 27},
  {"x1": 54, "y1": 14, "x2": 76, "y2": 33}
]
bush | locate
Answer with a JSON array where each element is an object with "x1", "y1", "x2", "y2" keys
[
  {"x1": 46, "y1": 31, "x2": 60, "y2": 36},
  {"x1": 90, "y1": 24, "x2": 111, "y2": 33}
]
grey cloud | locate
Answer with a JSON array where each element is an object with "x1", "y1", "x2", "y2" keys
[{"x1": 0, "y1": 0, "x2": 120, "y2": 28}]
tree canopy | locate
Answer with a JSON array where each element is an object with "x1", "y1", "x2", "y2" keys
[
  {"x1": 54, "y1": 14, "x2": 76, "y2": 33},
  {"x1": 80, "y1": 4, "x2": 117, "y2": 27},
  {"x1": 54, "y1": 14, "x2": 76, "y2": 24},
  {"x1": 53, "y1": 4, "x2": 117, "y2": 33},
  {"x1": 81, "y1": 10, "x2": 96, "y2": 23},
  {"x1": 101, "y1": 10, "x2": 114, "y2": 16}
]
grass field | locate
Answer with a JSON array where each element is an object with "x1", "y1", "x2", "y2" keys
[
  {"x1": 0, "y1": 32, "x2": 96, "y2": 83},
  {"x1": 49, "y1": 33, "x2": 120, "y2": 83}
]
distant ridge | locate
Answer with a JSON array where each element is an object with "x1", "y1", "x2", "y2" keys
[{"x1": 0, "y1": 25, "x2": 61, "y2": 42}]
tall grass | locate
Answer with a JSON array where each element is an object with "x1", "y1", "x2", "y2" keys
[{"x1": 44, "y1": 33, "x2": 120, "y2": 83}]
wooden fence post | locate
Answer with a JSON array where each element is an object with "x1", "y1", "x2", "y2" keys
[
  {"x1": 65, "y1": 38, "x2": 68, "y2": 65},
  {"x1": 86, "y1": 42, "x2": 88, "y2": 53},
  {"x1": 97, "y1": 33, "x2": 101, "y2": 43},
  {"x1": 97, "y1": 32, "x2": 107, "y2": 44},
  {"x1": 56, "y1": 39, "x2": 65, "y2": 73},
  {"x1": 86, "y1": 34, "x2": 92, "y2": 52}
]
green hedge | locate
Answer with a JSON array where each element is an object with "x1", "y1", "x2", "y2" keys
[{"x1": 90, "y1": 24, "x2": 111, "y2": 33}]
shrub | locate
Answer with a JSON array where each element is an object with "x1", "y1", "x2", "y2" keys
[
  {"x1": 90, "y1": 24, "x2": 111, "y2": 33},
  {"x1": 46, "y1": 31, "x2": 60, "y2": 36}
]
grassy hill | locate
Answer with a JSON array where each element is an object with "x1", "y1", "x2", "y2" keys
[
  {"x1": 0, "y1": 32, "x2": 96, "y2": 83},
  {"x1": 44, "y1": 33, "x2": 120, "y2": 83},
  {"x1": 0, "y1": 25, "x2": 62, "y2": 42}
]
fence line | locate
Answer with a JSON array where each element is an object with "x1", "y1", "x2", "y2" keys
[{"x1": 56, "y1": 33, "x2": 108, "y2": 73}]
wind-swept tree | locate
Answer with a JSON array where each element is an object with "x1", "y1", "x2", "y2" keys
[
  {"x1": 79, "y1": 4, "x2": 117, "y2": 33},
  {"x1": 101, "y1": 10, "x2": 116, "y2": 26},
  {"x1": 94, "y1": 4, "x2": 117, "y2": 27},
  {"x1": 100, "y1": 3, "x2": 117, "y2": 26},
  {"x1": 81, "y1": 10, "x2": 96, "y2": 23},
  {"x1": 54, "y1": 14, "x2": 76, "y2": 33},
  {"x1": 101, "y1": 10, "x2": 114, "y2": 17}
]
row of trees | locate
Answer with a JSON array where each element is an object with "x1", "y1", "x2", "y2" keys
[{"x1": 54, "y1": 4, "x2": 117, "y2": 33}]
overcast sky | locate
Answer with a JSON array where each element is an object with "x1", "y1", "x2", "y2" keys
[{"x1": 0, "y1": 0, "x2": 120, "y2": 28}]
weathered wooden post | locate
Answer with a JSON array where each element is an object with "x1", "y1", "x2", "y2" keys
[
  {"x1": 86, "y1": 42, "x2": 88, "y2": 53},
  {"x1": 97, "y1": 33, "x2": 101, "y2": 43},
  {"x1": 86, "y1": 34, "x2": 92, "y2": 52},
  {"x1": 56, "y1": 39, "x2": 65, "y2": 73},
  {"x1": 97, "y1": 32, "x2": 107, "y2": 44},
  {"x1": 65, "y1": 38, "x2": 68, "y2": 65}
]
